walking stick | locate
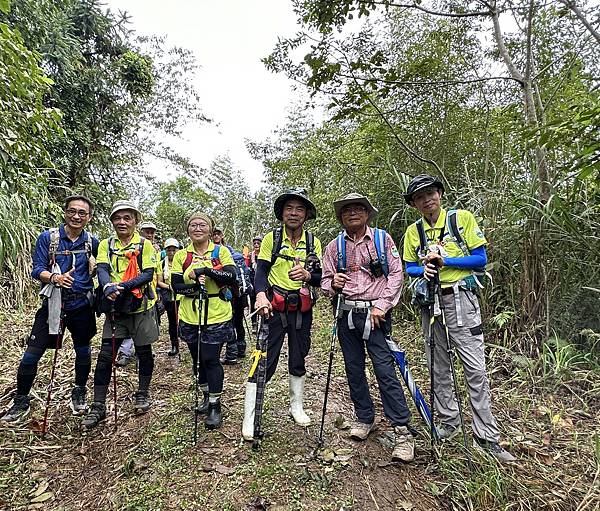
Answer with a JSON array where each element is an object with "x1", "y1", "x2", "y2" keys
[
  {"x1": 174, "y1": 298, "x2": 181, "y2": 362},
  {"x1": 111, "y1": 309, "x2": 118, "y2": 431},
  {"x1": 193, "y1": 286, "x2": 207, "y2": 445},
  {"x1": 317, "y1": 292, "x2": 342, "y2": 448},
  {"x1": 41, "y1": 302, "x2": 65, "y2": 438},
  {"x1": 252, "y1": 314, "x2": 268, "y2": 450},
  {"x1": 428, "y1": 275, "x2": 437, "y2": 452},
  {"x1": 435, "y1": 276, "x2": 473, "y2": 470}
]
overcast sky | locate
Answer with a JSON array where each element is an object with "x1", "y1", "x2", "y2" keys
[{"x1": 105, "y1": 0, "x2": 303, "y2": 191}]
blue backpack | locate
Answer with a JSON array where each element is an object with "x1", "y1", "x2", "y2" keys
[{"x1": 335, "y1": 228, "x2": 389, "y2": 278}]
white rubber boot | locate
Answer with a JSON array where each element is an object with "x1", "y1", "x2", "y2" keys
[
  {"x1": 241, "y1": 382, "x2": 257, "y2": 441},
  {"x1": 289, "y1": 375, "x2": 311, "y2": 426}
]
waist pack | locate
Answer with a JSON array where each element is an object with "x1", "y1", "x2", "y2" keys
[
  {"x1": 95, "y1": 286, "x2": 144, "y2": 315},
  {"x1": 269, "y1": 285, "x2": 315, "y2": 313}
]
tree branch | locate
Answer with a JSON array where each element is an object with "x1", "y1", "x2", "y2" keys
[
  {"x1": 559, "y1": 0, "x2": 600, "y2": 46},
  {"x1": 363, "y1": 1, "x2": 494, "y2": 18}
]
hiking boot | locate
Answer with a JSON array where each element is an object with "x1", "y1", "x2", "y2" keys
[
  {"x1": 133, "y1": 391, "x2": 151, "y2": 414},
  {"x1": 437, "y1": 423, "x2": 460, "y2": 441},
  {"x1": 115, "y1": 352, "x2": 133, "y2": 367},
  {"x1": 205, "y1": 400, "x2": 222, "y2": 430},
  {"x1": 2, "y1": 395, "x2": 30, "y2": 423},
  {"x1": 221, "y1": 357, "x2": 238, "y2": 366},
  {"x1": 167, "y1": 345, "x2": 179, "y2": 357},
  {"x1": 70, "y1": 386, "x2": 88, "y2": 415},
  {"x1": 350, "y1": 421, "x2": 374, "y2": 441},
  {"x1": 237, "y1": 351, "x2": 246, "y2": 359},
  {"x1": 474, "y1": 436, "x2": 517, "y2": 463},
  {"x1": 82, "y1": 402, "x2": 106, "y2": 429},
  {"x1": 195, "y1": 391, "x2": 209, "y2": 415},
  {"x1": 392, "y1": 426, "x2": 415, "y2": 463}
]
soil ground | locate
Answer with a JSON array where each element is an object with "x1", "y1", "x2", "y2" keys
[{"x1": 0, "y1": 303, "x2": 598, "y2": 511}]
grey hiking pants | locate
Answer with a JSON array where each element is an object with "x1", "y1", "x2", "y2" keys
[{"x1": 421, "y1": 287, "x2": 500, "y2": 443}]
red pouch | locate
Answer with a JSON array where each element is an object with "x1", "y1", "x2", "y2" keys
[
  {"x1": 270, "y1": 287, "x2": 287, "y2": 312},
  {"x1": 299, "y1": 286, "x2": 314, "y2": 312}
]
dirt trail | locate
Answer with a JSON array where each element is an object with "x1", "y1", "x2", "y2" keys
[{"x1": 1, "y1": 305, "x2": 598, "y2": 510}]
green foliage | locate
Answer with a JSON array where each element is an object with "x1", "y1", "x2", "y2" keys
[
  {"x1": 256, "y1": 0, "x2": 600, "y2": 346},
  {"x1": 0, "y1": 17, "x2": 63, "y2": 307},
  {"x1": 139, "y1": 176, "x2": 212, "y2": 242}
]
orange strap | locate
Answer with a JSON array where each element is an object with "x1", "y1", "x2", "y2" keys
[{"x1": 122, "y1": 249, "x2": 143, "y2": 298}]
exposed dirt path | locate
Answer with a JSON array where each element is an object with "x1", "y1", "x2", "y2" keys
[{"x1": 0, "y1": 305, "x2": 598, "y2": 510}]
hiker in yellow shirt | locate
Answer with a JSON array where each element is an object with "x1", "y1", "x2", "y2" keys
[{"x1": 171, "y1": 213, "x2": 237, "y2": 430}]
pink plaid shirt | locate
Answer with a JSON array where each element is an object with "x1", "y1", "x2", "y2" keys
[{"x1": 321, "y1": 226, "x2": 404, "y2": 313}]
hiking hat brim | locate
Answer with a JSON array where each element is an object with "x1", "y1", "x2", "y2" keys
[
  {"x1": 333, "y1": 194, "x2": 378, "y2": 223},
  {"x1": 110, "y1": 201, "x2": 141, "y2": 223},
  {"x1": 403, "y1": 175, "x2": 444, "y2": 205},
  {"x1": 274, "y1": 191, "x2": 317, "y2": 221}
]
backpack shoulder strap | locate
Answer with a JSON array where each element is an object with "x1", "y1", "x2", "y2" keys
[
  {"x1": 48, "y1": 228, "x2": 60, "y2": 264},
  {"x1": 271, "y1": 227, "x2": 283, "y2": 264},
  {"x1": 182, "y1": 251, "x2": 194, "y2": 272},
  {"x1": 137, "y1": 236, "x2": 146, "y2": 269},
  {"x1": 84, "y1": 231, "x2": 92, "y2": 257},
  {"x1": 305, "y1": 231, "x2": 314, "y2": 256},
  {"x1": 211, "y1": 244, "x2": 221, "y2": 261},
  {"x1": 373, "y1": 228, "x2": 389, "y2": 278},
  {"x1": 336, "y1": 233, "x2": 346, "y2": 272},
  {"x1": 415, "y1": 219, "x2": 427, "y2": 256},
  {"x1": 446, "y1": 209, "x2": 469, "y2": 256}
]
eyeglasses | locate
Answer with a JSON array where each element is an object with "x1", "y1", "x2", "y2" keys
[
  {"x1": 189, "y1": 222, "x2": 209, "y2": 230},
  {"x1": 341, "y1": 206, "x2": 367, "y2": 215},
  {"x1": 65, "y1": 208, "x2": 90, "y2": 217}
]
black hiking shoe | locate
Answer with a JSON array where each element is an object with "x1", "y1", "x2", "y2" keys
[
  {"x1": 133, "y1": 391, "x2": 151, "y2": 414},
  {"x1": 204, "y1": 400, "x2": 222, "y2": 430},
  {"x1": 70, "y1": 386, "x2": 88, "y2": 415},
  {"x1": 221, "y1": 358, "x2": 238, "y2": 366},
  {"x1": 237, "y1": 351, "x2": 246, "y2": 359},
  {"x1": 2, "y1": 395, "x2": 30, "y2": 423},
  {"x1": 195, "y1": 391, "x2": 209, "y2": 415},
  {"x1": 167, "y1": 345, "x2": 179, "y2": 357},
  {"x1": 82, "y1": 402, "x2": 106, "y2": 429},
  {"x1": 474, "y1": 436, "x2": 517, "y2": 463}
]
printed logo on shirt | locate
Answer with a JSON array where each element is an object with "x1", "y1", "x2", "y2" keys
[{"x1": 390, "y1": 246, "x2": 400, "y2": 258}]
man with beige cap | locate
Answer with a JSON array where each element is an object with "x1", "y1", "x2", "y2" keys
[
  {"x1": 83, "y1": 200, "x2": 159, "y2": 429},
  {"x1": 321, "y1": 192, "x2": 414, "y2": 463}
]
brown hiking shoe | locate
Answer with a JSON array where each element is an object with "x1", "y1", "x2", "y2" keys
[
  {"x1": 349, "y1": 421, "x2": 374, "y2": 441},
  {"x1": 392, "y1": 426, "x2": 415, "y2": 463}
]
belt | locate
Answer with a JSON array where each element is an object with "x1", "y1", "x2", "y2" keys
[{"x1": 339, "y1": 297, "x2": 375, "y2": 340}]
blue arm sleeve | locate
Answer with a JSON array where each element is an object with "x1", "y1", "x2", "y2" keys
[
  {"x1": 444, "y1": 246, "x2": 487, "y2": 269},
  {"x1": 31, "y1": 232, "x2": 50, "y2": 281},
  {"x1": 405, "y1": 261, "x2": 424, "y2": 278}
]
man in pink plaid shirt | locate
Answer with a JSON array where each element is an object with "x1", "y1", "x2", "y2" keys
[{"x1": 321, "y1": 192, "x2": 414, "y2": 463}]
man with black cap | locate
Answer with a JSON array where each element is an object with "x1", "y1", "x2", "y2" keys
[
  {"x1": 321, "y1": 192, "x2": 414, "y2": 462},
  {"x1": 83, "y1": 200, "x2": 159, "y2": 429},
  {"x1": 2, "y1": 195, "x2": 98, "y2": 423},
  {"x1": 242, "y1": 188, "x2": 322, "y2": 440},
  {"x1": 402, "y1": 175, "x2": 515, "y2": 462}
]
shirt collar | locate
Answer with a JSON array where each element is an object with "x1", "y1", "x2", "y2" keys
[
  {"x1": 422, "y1": 208, "x2": 447, "y2": 230},
  {"x1": 185, "y1": 240, "x2": 215, "y2": 256},
  {"x1": 282, "y1": 228, "x2": 306, "y2": 245},
  {"x1": 343, "y1": 225, "x2": 373, "y2": 243}
]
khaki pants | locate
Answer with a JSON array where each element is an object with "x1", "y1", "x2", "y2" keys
[
  {"x1": 421, "y1": 288, "x2": 500, "y2": 442},
  {"x1": 102, "y1": 307, "x2": 159, "y2": 346}
]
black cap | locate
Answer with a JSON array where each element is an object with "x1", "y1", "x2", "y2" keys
[
  {"x1": 403, "y1": 175, "x2": 444, "y2": 204},
  {"x1": 273, "y1": 188, "x2": 317, "y2": 221}
]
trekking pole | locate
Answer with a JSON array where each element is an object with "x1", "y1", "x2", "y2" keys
[
  {"x1": 41, "y1": 302, "x2": 65, "y2": 439},
  {"x1": 435, "y1": 277, "x2": 473, "y2": 470},
  {"x1": 317, "y1": 291, "x2": 343, "y2": 448},
  {"x1": 428, "y1": 274, "x2": 437, "y2": 453},
  {"x1": 174, "y1": 298, "x2": 181, "y2": 362},
  {"x1": 252, "y1": 313, "x2": 268, "y2": 450},
  {"x1": 385, "y1": 333, "x2": 439, "y2": 442},
  {"x1": 111, "y1": 308, "x2": 118, "y2": 431},
  {"x1": 193, "y1": 285, "x2": 207, "y2": 446}
]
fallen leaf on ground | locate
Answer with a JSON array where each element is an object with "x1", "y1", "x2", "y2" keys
[
  {"x1": 29, "y1": 480, "x2": 49, "y2": 497},
  {"x1": 214, "y1": 464, "x2": 236, "y2": 475},
  {"x1": 30, "y1": 491, "x2": 54, "y2": 504}
]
